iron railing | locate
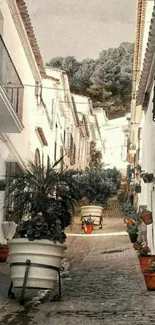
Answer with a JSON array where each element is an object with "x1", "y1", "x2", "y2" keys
[{"x1": 0, "y1": 34, "x2": 24, "y2": 115}]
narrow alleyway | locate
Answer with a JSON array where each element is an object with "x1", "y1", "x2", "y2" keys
[{"x1": 0, "y1": 218, "x2": 155, "y2": 324}]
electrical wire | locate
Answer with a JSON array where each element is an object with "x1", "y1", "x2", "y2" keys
[{"x1": 8, "y1": 82, "x2": 134, "y2": 106}]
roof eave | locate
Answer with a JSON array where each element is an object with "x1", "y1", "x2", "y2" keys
[{"x1": 136, "y1": 5, "x2": 155, "y2": 106}]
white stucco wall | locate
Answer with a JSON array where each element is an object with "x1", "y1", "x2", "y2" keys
[
  {"x1": 0, "y1": 2, "x2": 70, "y2": 242},
  {"x1": 102, "y1": 117, "x2": 128, "y2": 171},
  {"x1": 131, "y1": 1, "x2": 155, "y2": 253},
  {"x1": 0, "y1": 1, "x2": 104, "y2": 244},
  {"x1": 139, "y1": 88, "x2": 155, "y2": 252}
]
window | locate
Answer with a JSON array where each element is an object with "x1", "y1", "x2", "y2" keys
[
  {"x1": 64, "y1": 130, "x2": 66, "y2": 144},
  {"x1": 4, "y1": 162, "x2": 23, "y2": 220},
  {"x1": 54, "y1": 124, "x2": 58, "y2": 161},
  {"x1": 60, "y1": 146, "x2": 64, "y2": 171},
  {"x1": 47, "y1": 155, "x2": 50, "y2": 168},
  {"x1": 35, "y1": 149, "x2": 41, "y2": 166},
  {"x1": 54, "y1": 142, "x2": 57, "y2": 161}
]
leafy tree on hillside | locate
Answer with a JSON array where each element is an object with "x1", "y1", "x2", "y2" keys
[{"x1": 48, "y1": 42, "x2": 134, "y2": 119}]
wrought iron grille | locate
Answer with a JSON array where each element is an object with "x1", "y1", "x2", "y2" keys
[{"x1": 0, "y1": 34, "x2": 24, "y2": 114}]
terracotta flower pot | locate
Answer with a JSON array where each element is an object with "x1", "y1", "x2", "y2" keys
[
  {"x1": 143, "y1": 271, "x2": 155, "y2": 290},
  {"x1": 0, "y1": 248, "x2": 9, "y2": 263},
  {"x1": 141, "y1": 212, "x2": 152, "y2": 225},
  {"x1": 84, "y1": 225, "x2": 93, "y2": 234},
  {"x1": 138, "y1": 255, "x2": 155, "y2": 272},
  {"x1": 129, "y1": 233, "x2": 138, "y2": 243}
]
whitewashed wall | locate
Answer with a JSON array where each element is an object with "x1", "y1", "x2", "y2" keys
[{"x1": 102, "y1": 117, "x2": 128, "y2": 171}]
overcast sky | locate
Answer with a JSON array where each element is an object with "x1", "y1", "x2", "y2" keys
[{"x1": 25, "y1": 0, "x2": 136, "y2": 62}]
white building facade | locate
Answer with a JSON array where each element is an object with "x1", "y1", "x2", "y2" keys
[
  {"x1": 130, "y1": 0, "x2": 155, "y2": 252},
  {"x1": 0, "y1": 0, "x2": 102, "y2": 243}
]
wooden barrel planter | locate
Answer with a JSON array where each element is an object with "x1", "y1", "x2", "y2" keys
[
  {"x1": 141, "y1": 211, "x2": 152, "y2": 225},
  {"x1": 138, "y1": 255, "x2": 155, "y2": 272},
  {"x1": 143, "y1": 271, "x2": 155, "y2": 290}
]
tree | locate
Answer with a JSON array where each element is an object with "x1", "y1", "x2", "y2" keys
[
  {"x1": 77, "y1": 169, "x2": 116, "y2": 207},
  {"x1": 48, "y1": 42, "x2": 134, "y2": 119},
  {"x1": 89, "y1": 141, "x2": 103, "y2": 170}
]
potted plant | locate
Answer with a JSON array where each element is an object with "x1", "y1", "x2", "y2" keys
[
  {"x1": 82, "y1": 215, "x2": 94, "y2": 234},
  {"x1": 78, "y1": 169, "x2": 117, "y2": 227},
  {"x1": 135, "y1": 184, "x2": 141, "y2": 193},
  {"x1": 141, "y1": 210, "x2": 152, "y2": 225},
  {"x1": 134, "y1": 242, "x2": 155, "y2": 272},
  {"x1": 7, "y1": 159, "x2": 82, "y2": 291},
  {"x1": 143, "y1": 261, "x2": 155, "y2": 290},
  {"x1": 0, "y1": 243, "x2": 9, "y2": 262},
  {"x1": 124, "y1": 218, "x2": 138, "y2": 243},
  {"x1": 0, "y1": 178, "x2": 17, "y2": 240},
  {"x1": 81, "y1": 198, "x2": 89, "y2": 207},
  {"x1": 2, "y1": 209, "x2": 17, "y2": 240}
]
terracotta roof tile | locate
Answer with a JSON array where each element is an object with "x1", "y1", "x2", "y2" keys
[
  {"x1": 16, "y1": 0, "x2": 46, "y2": 78},
  {"x1": 136, "y1": 4, "x2": 155, "y2": 106}
]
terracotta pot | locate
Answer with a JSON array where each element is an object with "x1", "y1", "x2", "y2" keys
[
  {"x1": 138, "y1": 255, "x2": 155, "y2": 272},
  {"x1": 143, "y1": 271, "x2": 155, "y2": 290},
  {"x1": 0, "y1": 248, "x2": 9, "y2": 263},
  {"x1": 129, "y1": 233, "x2": 138, "y2": 243},
  {"x1": 84, "y1": 225, "x2": 93, "y2": 234},
  {"x1": 141, "y1": 212, "x2": 152, "y2": 225}
]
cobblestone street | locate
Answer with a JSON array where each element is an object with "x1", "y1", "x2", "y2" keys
[{"x1": 0, "y1": 218, "x2": 155, "y2": 324}]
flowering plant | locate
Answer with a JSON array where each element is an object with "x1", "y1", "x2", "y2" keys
[
  {"x1": 124, "y1": 219, "x2": 137, "y2": 225},
  {"x1": 81, "y1": 198, "x2": 89, "y2": 206},
  {"x1": 124, "y1": 218, "x2": 138, "y2": 234},
  {"x1": 14, "y1": 212, "x2": 66, "y2": 243},
  {"x1": 133, "y1": 241, "x2": 150, "y2": 255}
]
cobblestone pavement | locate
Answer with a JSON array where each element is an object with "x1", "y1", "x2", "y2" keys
[{"x1": 0, "y1": 218, "x2": 155, "y2": 324}]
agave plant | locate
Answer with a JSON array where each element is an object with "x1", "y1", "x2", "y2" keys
[{"x1": 6, "y1": 159, "x2": 82, "y2": 242}]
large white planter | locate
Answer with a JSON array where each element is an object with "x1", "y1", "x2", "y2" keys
[
  {"x1": 81, "y1": 205, "x2": 103, "y2": 225},
  {"x1": 2, "y1": 221, "x2": 17, "y2": 240},
  {"x1": 8, "y1": 238, "x2": 67, "y2": 289}
]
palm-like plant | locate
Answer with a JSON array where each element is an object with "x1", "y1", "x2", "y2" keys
[{"x1": 7, "y1": 159, "x2": 82, "y2": 242}]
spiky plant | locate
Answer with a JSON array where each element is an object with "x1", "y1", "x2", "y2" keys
[{"x1": 6, "y1": 159, "x2": 82, "y2": 242}]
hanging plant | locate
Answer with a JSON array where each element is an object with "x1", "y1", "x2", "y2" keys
[{"x1": 135, "y1": 184, "x2": 141, "y2": 193}]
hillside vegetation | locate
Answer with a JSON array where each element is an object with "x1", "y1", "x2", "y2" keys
[{"x1": 48, "y1": 42, "x2": 134, "y2": 119}]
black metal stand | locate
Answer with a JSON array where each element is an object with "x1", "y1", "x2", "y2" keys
[
  {"x1": 81, "y1": 216, "x2": 103, "y2": 229},
  {"x1": 8, "y1": 259, "x2": 64, "y2": 306}
]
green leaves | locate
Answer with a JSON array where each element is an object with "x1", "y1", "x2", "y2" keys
[
  {"x1": 14, "y1": 215, "x2": 66, "y2": 243},
  {"x1": 6, "y1": 160, "x2": 82, "y2": 235},
  {"x1": 76, "y1": 168, "x2": 119, "y2": 207},
  {"x1": 48, "y1": 42, "x2": 134, "y2": 118}
]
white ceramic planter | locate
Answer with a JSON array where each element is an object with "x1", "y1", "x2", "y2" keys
[
  {"x1": 2, "y1": 221, "x2": 17, "y2": 240},
  {"x1": 8, "y1": 238, "x2": 67, "y2": 289},
  {"x1": 81, "y1": 205, "x2": 103, "y2": 225}
]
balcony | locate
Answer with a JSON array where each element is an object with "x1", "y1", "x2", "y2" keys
[{"x1": 0, "y1": 35, "x2": 24, "y2": 133}]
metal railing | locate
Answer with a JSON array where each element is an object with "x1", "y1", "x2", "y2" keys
[{"x1": 0, "y1": 34, "x2": 24, "y2": 115}]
